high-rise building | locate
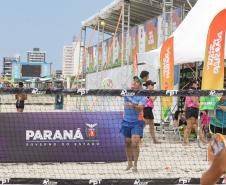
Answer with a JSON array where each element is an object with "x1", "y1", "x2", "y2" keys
[
  {"x1": 62, "y1": 42, "x2": 80, "y2": 78},
  {"x1": 55, "y1": 70, "x2": 62, "y2": 79},
  {"x1": 62, "y1": 45, "x2": 73, "y2": 78},
  {"x1": 27, "y1": 48, "x2": 46, "y2": 62},
  {"x1": 3, "y1": 56, "x2": 20, "y2": 79}
]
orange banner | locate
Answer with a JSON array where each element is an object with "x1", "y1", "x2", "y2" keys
[
  {"x1": 202, "y1": 9, "x2": 226, "y2": 90},
  {"x1": 160, "y1": 37, "x2": 174, "y2": 90},
  {"x1": 132, "y1": 47, "x2": 138, "y2": 76},
  {"x1": 160, "y1": 37, "x2": 174, "y2": 119}
]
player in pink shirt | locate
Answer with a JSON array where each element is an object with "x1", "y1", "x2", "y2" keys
[
  {"x1": 183, "y1": 80, "x2": 207, "y2": 145},
  {"x1": 143, "y1": 80, "x2": 161, "y2": 144}
]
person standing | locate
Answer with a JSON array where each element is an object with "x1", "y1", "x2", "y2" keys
[
  {"x1": 139, "y1": 70, "x2": 149, "y2": 84},
  {"x1": 183, "y1": 80, "x2": 206, "y2": 145},
  {"x1": 120, "y1": 76, "x2": 146, "y2": 172},
  {"x1": 143, "y1": 80, "x2": 161, "y2": 144},
  {"x1": 15, "y1": 82, "x2": 27, "y2": 112}
]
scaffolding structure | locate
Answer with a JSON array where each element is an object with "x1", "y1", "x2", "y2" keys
[{"x1": 78, "y1": 0, "x2": 197, "y2": 87}]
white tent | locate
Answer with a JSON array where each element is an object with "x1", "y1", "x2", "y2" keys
[{"x1": 138, "y1": 0, "x2": 226, "y2": 68}]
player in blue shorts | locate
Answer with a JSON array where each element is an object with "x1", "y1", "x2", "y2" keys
[{"x1": 120, "y1": 76, "x2": 146, "y2": 172}]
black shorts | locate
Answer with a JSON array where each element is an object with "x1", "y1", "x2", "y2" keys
[
  {"x1": 210, "y1": 124, "x2": 226, "y2": 135},
  {"x1": 186, "y1": 107, "x2": 199, "y2": 119},
  {"x1": 16, "y1": 101, "x2": 24, "y2": 109},
  {"x1": 143, "y1": 107, "x2": 154, "y2": 119}
]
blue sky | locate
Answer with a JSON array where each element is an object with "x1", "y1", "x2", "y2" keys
[{"x1": 0, "y1": 0, "x2": 112, "y2": 72}]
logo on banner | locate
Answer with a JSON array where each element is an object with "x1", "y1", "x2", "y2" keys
[
  {"x1": 0, "y1": 178, "x2": 10, "y2": 185},
  {"x1": 178, "y1": 178, "x2": 191, "y2": 184},
  {"x1": 134, "y1": 179, "x2": 152, "y2": 185},
  {"x1": 32, "y1": 88, "x2": 46, "y2": 94},
  {"x1": 25, "y1": 123, "x2": 99, "y2": 147},
  {"x1": 77, "y1": 88, "x2": 89, "y2": 95},
  {"x1": 86, "y1": 124, "x2": 97, "y2": 139},
  {"x1": 42, "y1": 179, "x2": 57, "y2": 185},
  {"x1": 89, "y1": 179, "x2": 102, "y2": 185},
  {"x1": 121, "y1": 89, "x2": 135, "y2": 97},
  {"x1": 209, "y1": 90, "x2": 223, "y2": 96},
  {"x1": 166, "y1": 90, "x2": 178, "y2": 96},
  {"x1": 207, "y1": 31, "x2": 223, "y2": 74}
]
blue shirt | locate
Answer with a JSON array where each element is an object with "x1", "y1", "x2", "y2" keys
[
  {"x1": 216, "y1": 100, "x2": 226, "y2": 128},
  {"x1": 123, "y1": 96, "x2": 146, "y2": 122}
]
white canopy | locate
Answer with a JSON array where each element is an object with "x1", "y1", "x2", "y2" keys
[{"x1": 138, "y1": 0, "x2": 226, "y2": 68}]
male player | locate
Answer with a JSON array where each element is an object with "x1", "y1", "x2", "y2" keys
[{"x1": 120, "y1": 76, "x2": 146, "y2": 172}]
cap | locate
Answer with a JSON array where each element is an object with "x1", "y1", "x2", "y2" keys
[
  {"x1": 143, "y1": 80, "x2": 156, "y2": 87},
  {"x1": 133, "y1": 76, "x2": 143, "y2": 84}
]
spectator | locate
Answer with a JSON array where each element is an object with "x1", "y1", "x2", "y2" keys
[
  {"x1": 173, "y1": 110, "x2": 187, "y2": 128},
  {"x1": 200, "y1": 110, "x2": 210, "y2": 137},
  {"x1": 139, "y1": 70, "x2": 149, "y2": 83},
  {"x1": 210, "y1": 96, "x2": 226, "y2": 135},
  {"x1": 15, "y1": 82, "x2": 27, "y2": 112}
]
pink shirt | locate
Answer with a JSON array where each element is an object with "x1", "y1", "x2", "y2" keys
[
  {"x1": 145, "y1": 97, "x2": 154, "y2": 108},
  {"x1": 201, "y1": 113, "x2": 210, "y2": 126},
  {"x1": 185, "y1": 96, "x2": 199, "y2": 108}
]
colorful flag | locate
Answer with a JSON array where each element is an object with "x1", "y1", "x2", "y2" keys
[
  {"x1": 202, "y1": 9, "x2": 226, "y2": 90},
  {"x1": 200, "y1": 9, "x2": 226, "y2": 110},
  {"x1": 160, "y1": 37, "x2": 174, "y2": 120}
]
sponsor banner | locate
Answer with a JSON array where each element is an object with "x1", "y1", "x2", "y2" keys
[
  {"x1": 102, "y1": 41, "x2": 107, "y2": 69},
  {"x1": 125, "y1": 32, "x2": 130, "y2": 65},
  {"x1": 144, "y1": 18, "x2": 158, "y2": 51},
  {"x1": 87, "y1": 47, "x2": 94, "y2": 73},
  {"x1": 201, "y1": 9, "x2": 226, "y2": 110},
  {"x1": 202, "y1": 9, "x2": 226, "y2": 90},
  {"x1": 117, "y1": 33, "x2": 122, "y2": 65},
  {"x1": 130, "y1": 26, "x2": 139, "y2": 75},
  {"x1": 3, "y1": 178, "x2": 218, "y2": 185},
  {"x1": 160, "y1": 37, "x2": 174, "y2": 119},
  {"x1": 98, "y1": 43, "x2": 102, "y2": 70},
  {"x1": 0, "y1": 112, "x2": 125, "y2": 162},
  {"x1": 106, "y1": 38, "x2": 113, "y2": 68},
  {"x1": 93, "y1": 46, "x2": 98, "y2": 72},
  {"x1": 172, "y1": 7, "x2": 182, "y2": 32},
  {"x1": 138, "y1": 25, "x2": 145, "y2": 53},
  {"x1": 113, "y1": 35, "x2": 120, "y2": 66}
]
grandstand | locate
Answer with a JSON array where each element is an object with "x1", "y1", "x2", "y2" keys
[{"x1": 76, "y1": 0, "x2": 197, "y2": 88}]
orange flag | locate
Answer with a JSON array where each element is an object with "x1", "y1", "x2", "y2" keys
[
  {"x1": 160, "y1": 37, "x2": 174, "y2": 119},
  {"x1": 202, "y1": 9, "x2": 226, "y2": 90}
]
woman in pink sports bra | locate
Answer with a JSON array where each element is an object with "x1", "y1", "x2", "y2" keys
[
  {"x1": 143, "y1": 80, "x2": 161, "y2": 144},
  {"x1": 183, "y1": 80, "x2": 207, "y2": 145}
]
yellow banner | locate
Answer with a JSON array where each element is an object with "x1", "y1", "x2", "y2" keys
[{"x1": 202, "y1": 9, "x2": 226, "y2": 90}]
